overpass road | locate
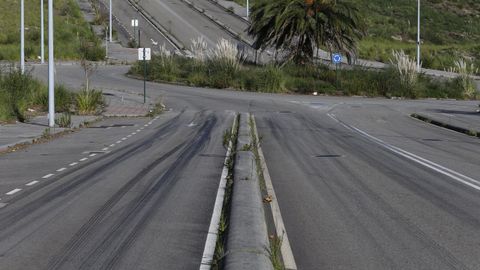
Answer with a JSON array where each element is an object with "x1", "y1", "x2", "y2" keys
[{"x1": 0, "y1": 64, "x2": 478, "y2": 269}]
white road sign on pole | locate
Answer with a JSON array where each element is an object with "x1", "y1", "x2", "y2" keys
[
  {"x1": 131, "y1": 19, "x2": 138, "y2": 27},
  {"x1": 138, "y1": 48, "x2": 151, "y2": 61}
]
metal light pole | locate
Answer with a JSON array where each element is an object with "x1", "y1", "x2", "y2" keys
[
  {"x1": 246, "y1": 0, "x2": 249, "y2": 20},
  {"x1": 48, "y1": 0, "x2": 55, "y2": 127},
  {"x1": 109, "y1": 0, "x2": 113, "y2": 42},
  {"x1": 417, "y1": 0, "x2": 421, "y2": 71},
  {"x1": 41, "y1": 0, "x2": 45, "y2": 64},
  {"x1": 20, "y1": 0, "x2": 25, "y2": 73}
]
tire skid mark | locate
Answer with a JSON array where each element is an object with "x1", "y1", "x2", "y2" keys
[
  {"x1": 0, "y1": 112, "x2": 185, "y2": 235},
  {"x1": 48, "y1": 115, "x2": 217, "y2": 270}
]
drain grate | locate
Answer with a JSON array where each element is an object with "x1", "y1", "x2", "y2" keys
[{"x1": 314, "y1": 154, "x2": 342, "y2": 158}]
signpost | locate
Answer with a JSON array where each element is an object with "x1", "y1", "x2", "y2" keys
[
  {"x1": 332, "y1": 53, "x2": 342, "y2": 90},
  {"x1": 138, "y1": 48, "x2": 151, "y2": 104}
]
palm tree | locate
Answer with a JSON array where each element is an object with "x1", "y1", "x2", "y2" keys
[{"x1": 248, "y1": 0, "x2": 364, "y2": 64}]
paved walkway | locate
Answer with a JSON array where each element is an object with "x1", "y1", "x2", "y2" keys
[{"x1": 0, "y1": 88, "x2": 151, "y2": 152}]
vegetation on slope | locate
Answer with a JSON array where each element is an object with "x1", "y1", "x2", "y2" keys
[
  {"x1": 0, "y1": 0, "x2": 104, "y2": 61},
  {"x1": 230, "y1": 0, "x2": 480, "y2": 70}
]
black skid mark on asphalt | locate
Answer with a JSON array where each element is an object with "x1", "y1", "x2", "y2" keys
[{"x1": 48, "y1": 115, "x2": 217, "y2": 270}]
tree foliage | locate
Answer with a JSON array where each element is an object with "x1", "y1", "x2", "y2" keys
[{"x1": 248, "y1": 0, "x2": 364, "y2": 64}]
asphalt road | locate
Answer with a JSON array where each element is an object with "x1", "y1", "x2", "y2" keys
[
  {"x1": 1, "y1": 64, "x2": 479, "y2": 269},
  {"x1": 0, "y1": 109, "x2": 233, "y2": 269}
]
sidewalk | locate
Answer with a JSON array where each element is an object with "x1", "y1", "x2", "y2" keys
[{"x1": 0, "y1": 89, "x2": 151, "y2": 153}]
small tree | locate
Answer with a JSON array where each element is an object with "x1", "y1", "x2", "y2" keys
[{"x1": 79, "y1": 40, "x2": 98, "y2": 92}]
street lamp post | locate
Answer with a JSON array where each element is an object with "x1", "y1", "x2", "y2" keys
[
  {"x1": 109, "y1": 0, "x2": 113, "y2": 42},
  {"x1": 48, "y1": 0, "x2": 55, "y2": 127},
  {"x1": 20, "y1": 0, "x2": 25, "y2": 73},
  {"x1": 41, "y1": 0, "x2": 45, "y2": 64},
  {"x1": 417, "y1": 0, "x2": 421, "y2": 71},
  {"x1": 246, "y1": 0, "x2": 249, "y2": 20}
]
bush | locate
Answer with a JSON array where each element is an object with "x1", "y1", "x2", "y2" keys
[
  {"x1": 76, "y1": 89, "x2": 104, "y2": 115},
  {"x1": 55, "y1": 112, "x2": 72, "y2": 128}
]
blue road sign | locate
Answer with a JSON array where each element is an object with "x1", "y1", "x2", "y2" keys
[{"x1": 332, "y1": 53, "x2": 342, "y2": 64}]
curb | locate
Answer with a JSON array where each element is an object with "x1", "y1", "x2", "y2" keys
[
  {"x1": 251, "y1": 115, "x2": 298, "y2": 270},
  {"x1": 411, "y1": 113, "x2": 480, "y2": 138},
  {"x1": 224, "y1": 113, "x2": 273, "y2": 270},
  {"x1": 200, "y1": 113, "x2": 239, "y2": 269}
]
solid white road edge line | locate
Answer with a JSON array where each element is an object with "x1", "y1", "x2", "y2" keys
[
  {"x1": 6, "y1": 189, "x2": 22, "y2": 195},
  {"x1": 252, "y1": 114, "x2": 298, "y2": 270},
  {"x1": 327, "y1": 114, "x2": 480, "y2": 191},
  {"x1": 26, "y1": 180, "x2": 39, "y2": 186},
  {"x1": 199, "y1": 114, "x2": 237, "y2": 270}
]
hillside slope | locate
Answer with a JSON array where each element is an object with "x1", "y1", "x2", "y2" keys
[
  {"x1": 231, "y1": 0, "x2": 480, "y2": 69},
  {"x1": 0, "y1": 0, "x2": 102, "y2": 61}
]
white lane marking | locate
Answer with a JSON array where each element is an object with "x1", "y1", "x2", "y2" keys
[
  {"x1": 110, "y1": 144, "x2": 115, "y2": 147},
  {"x1": 56, "y1": 168, "x2": 67, "y2": 172},
  {"x1": 26, "y1": 181, "x2": 39, "y2": 186},
  {"x1": 69, "y1": 162, "x2": 78, "y2": 166},
  {"x1": 121, "y1": 137, "x2": 127, "y2": 141},
  {"x1": 188, "y1": 122, "x2": 197, "y2": 127},
  {"x1": 327, "y1": 114, "x2": 480, "y2": 191},
  {"x1": 127, "y1": 135, "x2": 132, "y2": 138},
  {"x1": 121, "y1": 126, "x2": 126, "y2": 128},
  {"x1": 148, "y1": 121, "x2": 153, "y2": 125},
  {"x1": 140, "y1": 127, "x2": 145, "y2": 130},
  {"x1": 79, "y1": 158, "x2": 88, "y2": 162},
  {"x1": 144, "y1": 124, "x2": 149, "y2": 127},
  {"x1": 116, "y1": 141, "x2": 122, "y2": 144},
  {"x1": 136, "y1": 129, "x2": 141, "y2": 132},
  {"x1": 102, "y1": 147, "x2": 109, "y2": 151},
  {"x1": 42, "y1": 174, "x2": 54, "y2": 179},
  {"x1": 251, "y1": 114, "x2": 297, "y2": 269},
  {"x1": 89, "y1": 153, "x2": 97, "y2": 157},
  {"x1": 6, "y1": 189, "x2": 22, "y2": 195},
  {"x1": 132, "y1": 132, "x2": 136, "y2": 135}
]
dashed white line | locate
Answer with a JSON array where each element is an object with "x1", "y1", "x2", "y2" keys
[
  {"x1": 121, "y1": 137, "x2": 127, "y2": 141},
  {"x1": 127, "y1": 135, "x2": 132, "y2": 138},
  {"x1": 116, "y1": 140, "x2": 122, "y2": 144},
  {"x1": 42, "y1": 174, "x2": 54, "y2": 179},
  {"x1": 79, "y1": 158, "x2": 88, "y2": 162},
  {"x1": 89, "y1": 153, "x2": 97, "y2": 157},
  {"x1": 69, "y1": 162, "x2": 78, "y2": 166},
  {"x1": 102, "y1": 147, "x2": 109, "y2": 151},
  {"x1": 121, "y1": 126, "x2": 126, "y2": 128},
  {"x1": 110, "y1": 144, "x2": 115, "y2": 147},
  {"x1": 6, "y1": 189, "x2": 22, "y2": 195},
  {"x1": 136, "y1": 129, "x2": 141, "y2": 132},
  {"x1": 26, "y1": 181, "x2": 39, "y2": 186},
  {"x1": 56, "y1": 168, "x2": 67, "y2": 172},
  {"x1": 144, "y1": 124, "x2": 149, "y2": 127},
  {"x1": 132, "y1": 132, "x2": 137, "y2": 135}
]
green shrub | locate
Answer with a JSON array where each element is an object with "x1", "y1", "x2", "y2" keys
[
  {"x1": 76, "y1": 89, "x2": 104, "y2": 115},
  {"x1": 258, "y1": 65, "x2": 285, "y2": 93},
  {"x1": 55, "y1": 112, "x2": 72, "y2": 128}
]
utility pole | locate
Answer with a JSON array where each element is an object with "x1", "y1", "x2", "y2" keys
[
  {"x1": 41, "y1": 0, "x2": 45, "y2": 64},
  {"x1": 20, "y1": 0, "x2": 25, "y2": 73},
  {"x1": 48, "y1": 0, "x2": 55, "y2": 127},
  {"x1": 246, "y1": 0, "x2": 249, "y2": 20},
  {"x1": 417, "y1": 0, "x2": 421, "y2": 71},
  {"x1": 109, "y1": 0, "x2": 113, "y2": 42}
]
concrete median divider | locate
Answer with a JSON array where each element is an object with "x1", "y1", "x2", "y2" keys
[{"x1": 224, "y1": 113, "x2": 273, "y2": 270}]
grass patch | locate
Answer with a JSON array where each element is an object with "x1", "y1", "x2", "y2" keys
[
  {"x1": 76, "y1": 89, "x2": 104, "y2": 115},
  {"x1": 0, "y1": 0, "x2": 104, "y2": 61}
]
